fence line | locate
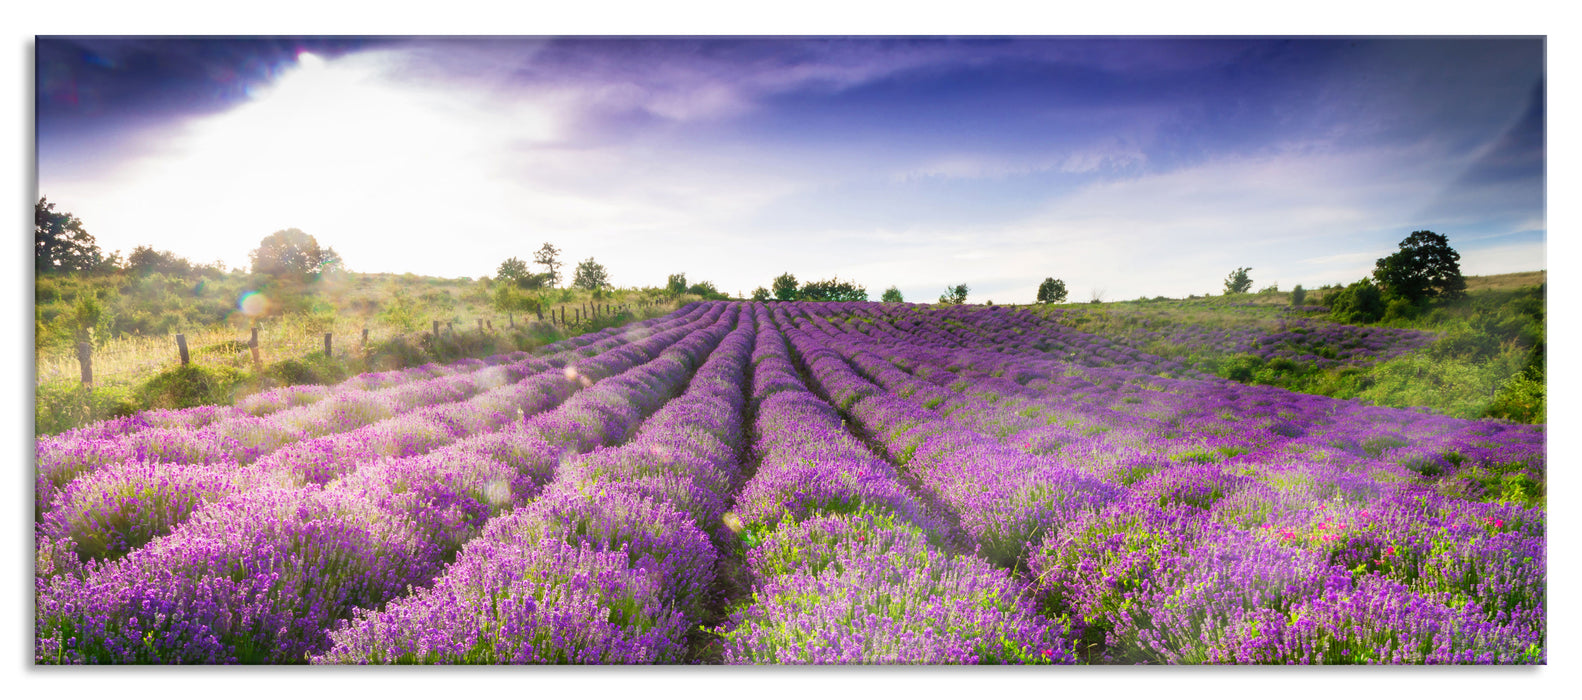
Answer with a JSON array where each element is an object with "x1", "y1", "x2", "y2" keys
[{"x1": 36, "y1": 300, "x2": 657, "y2": 387}]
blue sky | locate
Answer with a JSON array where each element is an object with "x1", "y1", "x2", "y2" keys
[{"x1": 36, "y1": 35, "x2": 1545, "y2": 303}]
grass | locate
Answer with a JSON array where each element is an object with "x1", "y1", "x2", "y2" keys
[
  {"x1": 1018, "y1": 272, "x2": 1545, "y2": 424},
  {"x1": 34, "y1": 277, "x2": 689, "y2": 435}
]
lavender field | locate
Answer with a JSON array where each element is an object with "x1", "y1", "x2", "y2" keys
[{"x1": 33, "y1": 301, "x2": 1546, "y2": 664}]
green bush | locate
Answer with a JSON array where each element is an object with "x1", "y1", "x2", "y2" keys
[
  {"x1": 35, "y1": 383, "x2": 140, "y2": 435},
  {"x1": 1327, "y1": 279, "x2": 1385, "y2": 324},
  {"x1": 136, "y1": 364, "x2": 247, "y2": 410}
]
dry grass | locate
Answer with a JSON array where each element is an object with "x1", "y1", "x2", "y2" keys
[{"x1": 1463, "y1": 270, "x2": 1546, "y2": 292}]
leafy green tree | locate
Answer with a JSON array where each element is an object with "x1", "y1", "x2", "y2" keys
[
  {"x1": 1373, "y1": 230, "x2": 1466, "y2": 304},
  {"x1": 667, "y1": 273, "x2": 687, "y2": 295},
  {"x1": 1291, "y1": 284, "x2": 1306, "y2": 306},
  {"x1": 939, "y1": 283, "x2": 969, "y2": 305},
  {"x1": 772, "y1": 272, "x2": 799, "y2": 301},
  {"x1": 1224, "y1": 267, "x2": 1254, "y2": 294},
  {"x1": 250, "y1": 228, "x2": 329, "y2": 278},
  {"x1": 534, "y1": 243, "x2": 563, "y2": 287},
  {"x1": 799, "y1": 277, "x2": 868, "y2": 302},
  {"x1": 36, "y1": 197, "x2": 103, "y2": 273},
  {"x1": 881, "y1": 286, "x2": 904, "y2": 303},
  {"x1": 751, "y1": 286, "x2": 771, "y2": 302},
  {"x1": 1036, "y1": 277, "x2": 1067, "y2": 304},
  {"x1": 497, "y1": 257, "x2": 534, "y2": 287},
  {"x1": 572, "y1": 257, "x2": 610, "y2": 290}
]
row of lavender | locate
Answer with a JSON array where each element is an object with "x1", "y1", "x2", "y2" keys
[
  {"x1": 35, "y1": 303, "x2": 731, "y2": 662},
  {"x1": 715, "y1": 304, "x2": 1069, "y2": 663},
  {"x1": 775, "y1": 302, "x2": 1544, "y2": 663},
  {"x1": 312, "y1": 304, "x2": 755, "y2": 662}
]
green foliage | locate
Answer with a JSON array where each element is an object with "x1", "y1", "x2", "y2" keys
[
  {"x1": 687, "y1": 280, "x2": 730, "y2": 300},
  {"x1": 1290, "y1": 284, "x2": 1306, "y2": 306},
  {"x1": 250, "y1": 229, "x2": 335, "y2": 279},
  {"x1": 492, "y1": 284, "x2": 540, "y2": 315},
  {"x1": 881, "y1": 285, "x2": 904, "y2": 303},
  {"x1": 35, "y1": 383, "x2": 140, "y2": 435},
  {"x1": 1037, "y1": 277, "x2": 1068, "y2": 304},
  {"x1": 1373, "y1": 230, "x2": 1466, "y2": 304},
  {"x1": 798, "y1": 277, "x2": 868, "y2": 302},
  {"x1": 772, "y1": 272, "x2": 799, "y2": 301},
  {"x1": 533, "y1": 243, "x2": 563, "y2": 287},
  {"x1": 751, "y1": 286, "x2": 772, "y2": 302},
  {"x1": 667, "y1": 273, "x2": 687, "y2": 295},
  {"x1": 376, "y1": 291, "x2": 425, "y2": 333},
  {"x1": 571, "y1": 257, "x2": 610, "y2": 290},
  {"x1": 1223, "y1": 267, "x2": 1253, "y2": 294},
  {"x1": 1327, "y1": 278, "x2": 1385, "y2": 324},
  {"x1": 36, "y1": 197, "x2": 104, "y2": 274},
  {"x1": 127, "y1": 246, "x2": 195, "y2": 277},
  {"x1": 939, "y1": 283, "x2": 969, "y2": 305},
  {"x1": 496, "y1": 257, "x2": 532, "y2": 286},
  {"x1": 136, "y1": 364, "x2": 248, "y2": 410}
]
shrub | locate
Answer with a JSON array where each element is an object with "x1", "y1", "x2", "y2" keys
[
  {"x1": 1327, "y1": 279, "x2": 1385, "y2": 324},
  {"x1": 136, "y1": 364, "x2": 246, "y2": 410}
]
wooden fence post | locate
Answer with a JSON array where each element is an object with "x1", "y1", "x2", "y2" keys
[
  {"x1": 176, "y1": 334, "x2": 190, "y2": 366},
  {"x1": 324, "y1": 332, "x2": 333, "y2": 357},
  {"x1": 487, "y1": 320, "x2": 493, "y2": 331},
  {"x1": 250, "y1": 327, "x2": 261, "y2": 366},
  {"x1": 433, "y1": 320, "x2": 440, "y2": 338},
  {"x1": 362, "y1": 328, "x2": 369, "y2": 346},
  {"x1": 477, "y1": 319, "x2": 484, "y2": 332},
  {"x1": 77, "y1": 342, "x2": 93, "y2": 387}
]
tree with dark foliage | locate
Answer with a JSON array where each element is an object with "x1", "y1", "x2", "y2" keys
[
  {"x1": 1036, "y1": 277, "x2": 1068, "y2": 304},
  {"x1": 1373, "y1": 230, "x2": 1466, "y2": 304},
  {"x1": 36, "y1": 197, "x2": 103, "y2": 273}
]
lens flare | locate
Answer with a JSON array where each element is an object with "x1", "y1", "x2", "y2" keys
[{"x1": 238, "y1": 291, "x2": 268, "y2": 316}]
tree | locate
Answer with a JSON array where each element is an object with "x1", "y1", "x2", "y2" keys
[
  {"x1": 772, "y1": 272, "x2": 799, "y2": 301},
  {"x1": 799, "y1": 277, "x2": 868, "y2": 302},
  {"x1": 534, "y1": 243, "x2": 563, "y2": 287},
  {"x1": 319, "y1": 246, "x2": 345, "y2": 275},
  {"x1": 939, "y1": 284, "x2": 969, "y2": 305},
  {"x1": 751, "y1": 286, "x2": 771, "y2": 302},
  {"x1": 1036, "y1": 277, "x2": 1068, "y2": 304},
  {"x1": 250, "y1": 228, "x2": 327, "y2": 278},
  {"x1": 1291, "y1": 284, "x2": 1307, "y2": 306},
  {"x1": 1224, "y1": 267, "x2": 1254, "y2": 294},
  {"x1": 572, "y1": 257, "x2": 610, "y2": 290},
  {"x1": 881, "y1": 286, "x2": 904, "y2": 303},
  {"x1": 497, "y1": 257, "x2": 532, "y2": 286},
  {"x1": 667, "y1": 273, "x2": 687, "y2": 295},
  {"x1": 687, "y1": 280, "x2": 729, "y2": 300},
  {"x1": 1373, "y1": 230, "x2": 1466, "y2": 304},
  {"x1": 127, "y1": 246, "x2": 193, "y2": 277},
  {"x1": 36, "y1": 197, "x2": 103, "y2": 273}
]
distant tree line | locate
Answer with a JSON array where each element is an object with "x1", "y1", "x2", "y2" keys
[{"x1": 36, "y1": 197, "x2": 343, "y2": 283}]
